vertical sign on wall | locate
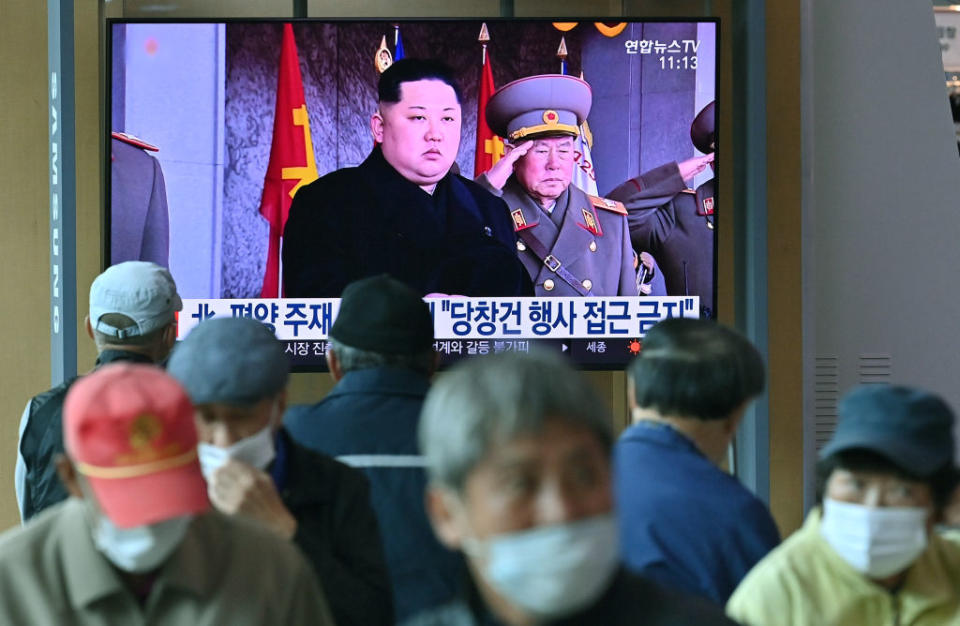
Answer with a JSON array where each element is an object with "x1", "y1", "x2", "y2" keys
[{"x1": 48, "y1": 0, "x2": 78, "y2": 385}]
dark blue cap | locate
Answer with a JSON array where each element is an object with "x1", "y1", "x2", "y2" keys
[
  {"x1": 167, "y1": 317, "x2": 288, "y2": 406},
  {"x1": 820, "y1": 385, "x2": 956, "y2": 477}
]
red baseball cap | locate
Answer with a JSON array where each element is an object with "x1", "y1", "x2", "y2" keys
[{"x1": 63, "y1": 363, "x2": 209, "y2": 528}]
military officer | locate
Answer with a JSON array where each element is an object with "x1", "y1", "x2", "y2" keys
[
  {"x1": 607, "y1": 102, "x2": 716, "y2": 317},
  {"x1": 480, "y1": 74, "x2": 661, "y2": 297},
  {"x1": 110, "y1": 131, "x2": 170, "y2": 268}
]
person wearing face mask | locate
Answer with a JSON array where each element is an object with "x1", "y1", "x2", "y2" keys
[
  {"x1": 727, "y1": 384, "x2": 960, "y2": 626},
  {"x1": 166, "y1": 316, "x2": 393, "y2": 626},
  {"x1": 15, "y1": 261, "x2": 183, "y2": 523},
  {"x1": 615, "y1": 318, "x2": 780, "y2": 605},
  {"x1": 0, "y1": 363, "x2": 333, "y2": 624},
  {"x1": 401, "y1": 350, "x2": 736, "y2": 626}
]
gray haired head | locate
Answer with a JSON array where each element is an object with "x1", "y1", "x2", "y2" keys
[{"x1": 419, "y1": 350, "x2": 613, "y2": 492}]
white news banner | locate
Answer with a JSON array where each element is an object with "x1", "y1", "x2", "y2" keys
[{"x1": 177, "y1": 296, "x2": 701, "y2": 341}]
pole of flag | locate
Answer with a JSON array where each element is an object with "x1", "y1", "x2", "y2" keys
[
  {"x1": 474, "y1": 23, "x2": 503, "y2": 177},
  {"x1": 394, "y1": 24, "x2": 405, "y2": 61},
  {"x1": 557, "y1": 36, "x2": 568, "y2": 75}
]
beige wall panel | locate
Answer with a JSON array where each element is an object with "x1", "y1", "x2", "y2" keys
[
  {"x1": 0, "y1": 0, "x2": 51, "y2": 531},
  {"x1": 765, "y1": 0, "x2": 803, "y2": 535},
  {"x1": 287, "y1": 372, "x2": 336, "y2": 406},
  {"x1": 309, "y1": 0, "x2": 501, "y2": 17}
]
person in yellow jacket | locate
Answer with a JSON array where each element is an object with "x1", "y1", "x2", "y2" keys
[{"x1": 727, "y1": 384, "x2": 960, "y2": 626}]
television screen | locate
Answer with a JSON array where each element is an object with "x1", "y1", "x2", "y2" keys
[{"x1": 107, "y1": 18, "x2": 718, "y2": 369}]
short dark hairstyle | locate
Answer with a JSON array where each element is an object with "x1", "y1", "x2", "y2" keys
[
  {"x1": 378, "y1": 58, "x2": 462, "y2": 105},
  {"x1": 815, "y1": 448, "x2": 960, "y2": 511},
  {"x1": 628, "y1": 318, "x2": 765, "y2": 421}
]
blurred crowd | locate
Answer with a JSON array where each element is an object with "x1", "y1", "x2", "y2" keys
[{"x1": 5, "y1": 261, "x2": 959, "y2": 625}]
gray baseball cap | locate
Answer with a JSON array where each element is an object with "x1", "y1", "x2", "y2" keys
[
  {"x1": 89, "y1": 261, "x2": 182, "y2": 339},
  {"x1": 167, "y1": 317, "x2": 289, "y2": 406},
  {"x1": 820, "y1": 384, "x2": 956, "y2": 477},
  {"x1": 485, "y1": 74, "x2": 591, "y2": 142}
]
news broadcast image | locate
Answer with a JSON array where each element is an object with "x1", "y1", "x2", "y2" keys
[{"x1": 108, "y1": 20, "x2": 717, "y2": 368}]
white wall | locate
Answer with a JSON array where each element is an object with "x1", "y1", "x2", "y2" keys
[{"x1": 803, "y1": 0, "x2": 960, "y2": 508}]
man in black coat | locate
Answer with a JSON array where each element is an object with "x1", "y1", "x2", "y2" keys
[
  {"x1": 282, "y1": 59, "x2": 531, "y2": 297},
  {"x1": 167, "y1": 317, "x2": 393, "y2": 626}
]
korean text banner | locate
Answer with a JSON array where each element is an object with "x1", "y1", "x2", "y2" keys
[{"x1": 179, "y1": 296, "x2": 700, "y2": 341}]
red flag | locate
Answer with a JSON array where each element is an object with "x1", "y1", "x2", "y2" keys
[
  {"x1": 474, "y1": 53, "x2": 504, "y2": 177},
  {"x1": 258, "y1": 23, "x2": 318, "y2": 297}
]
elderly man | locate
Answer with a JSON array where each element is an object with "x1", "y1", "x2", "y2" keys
[
  {"x1": 0, "y1": 363, "x2": 332, "y2": 624},
  {"x1": 16, "y1": 261, "x2": 181, "y2": 522},
  {"x1": 615, "y1": 318, "x2": 779, "y2": 605},
  {"x1": 480, "y1": 74, "x2": 663, "y2": 297},
  {"x1": 282, "y1": 58, "x2": 531, "y2": 297},
  {"x1": 607, "y1": 101, "x2": 717, "y2": 316},
  {"x1": 727, "y1": 385, "x2": 960, "y2": 625},
  {"x1": 403, "y1": 350, "x2": 735, "y2": 625},
  {"x1": 167, "y1": 316, "x2": 393, "y2": 626},
  {"x1": 285, "y1": 274, "x2": 464, "y2": 622}
]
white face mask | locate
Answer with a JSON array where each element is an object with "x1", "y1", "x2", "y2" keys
[
  {"x1": 462, "y1": 514, "x2": 620, "y2": 619},
  {"x1": 820, "y1": 498, "x2": 929, "y2": 579},
  {"x1": 196, "y1": 403, "x2": 279, "y2": 480},
  {"x1": 92, "y1": 514, "x2": 193, "y2": 573}
]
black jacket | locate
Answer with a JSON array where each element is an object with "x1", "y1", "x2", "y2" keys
[
  {"x1": 281, "y1": 147, "x2": 532, "y2": 297},
  {"x1": 19, "y1": 350, "x2": 155, "y2": 521},
  {"x1": 285, "y1": 367, "x2": 465, "y2": 622},
  {"x1": 400, "y1": 568, "x2": 740, "y2": 626},
  {"x1": 272, "y1": 428, "x2": 394, "y2": 626}
]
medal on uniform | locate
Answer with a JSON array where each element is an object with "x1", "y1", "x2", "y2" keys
[
  {"x1": 511, "y1": 208, "x2": 537, "y2": 231},
  {"x1": 578, "y1": 207, "x2": 603, "y2": 237},
  {"x1": 698, "y1": 196, "x2": 714, "y2": 216}
]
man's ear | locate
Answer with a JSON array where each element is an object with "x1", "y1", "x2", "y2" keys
[
  {"x1": 55, "y1": 455, "x2": 84, "y2": 499},
  {"x1": 326, "y1": 348, "x2": 344, "y2": 382},
  {"x1": 84, "y1": 315, "x2": 94, "y2": 340},
  {"x1": 425, "y1": 486, "x2": 465, "y2": 550},
  {"x1": 163, "y1": 321, "x2": 177, "y2": 349},
  {"x1": 370, "y1": 110, "x2": 385, "y2": 143}
]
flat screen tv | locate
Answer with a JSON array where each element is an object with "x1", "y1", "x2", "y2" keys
[{"x1": 106, "y1": 18, "x2": 718, "y2": 370}]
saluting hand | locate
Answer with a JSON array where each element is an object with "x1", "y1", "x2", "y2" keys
[
  {"x1": 208, "y1": 459, "x2": 298, "y2": 540},
  {"x1": 484, "y1": 140, "x2": 535, "y2": 190},
  {"x1": 677, "y1": 152, "x2": 714, "y2": 181}
]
